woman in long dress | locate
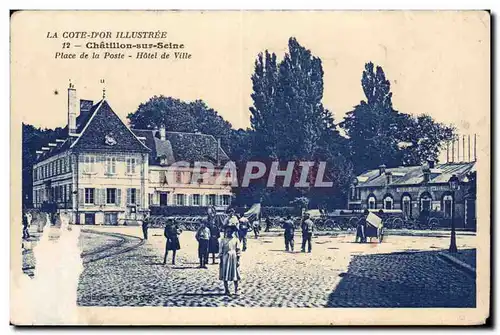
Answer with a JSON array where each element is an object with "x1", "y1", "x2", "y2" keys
[{"x1": 218, "y1": 225, "x2": 241, "y2": 296}]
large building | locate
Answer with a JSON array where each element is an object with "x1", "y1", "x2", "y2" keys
[
  {"x1": 32, "y1": 83, "x2": 233, "y2": 225},
  {"x1": 348, "y1": 161, "x2": 477, "y2": 229}
]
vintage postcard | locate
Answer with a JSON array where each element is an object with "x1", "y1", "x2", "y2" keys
[{"x1": 10, "y1": 10, "x2": 490, "y2": 325}]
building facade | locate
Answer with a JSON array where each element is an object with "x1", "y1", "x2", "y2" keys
[
  {"x1": 348, "y1": 161, "x2": 477, "y2": 229},
  {"x1": 32, "y1": 83, "x2": 233, "y2": 224}
]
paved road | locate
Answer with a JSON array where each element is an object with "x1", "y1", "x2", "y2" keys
[{"x1": 76, "y1": 227, "x2": 477, "y2": 308}]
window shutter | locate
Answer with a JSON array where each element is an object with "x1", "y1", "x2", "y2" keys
[
  {"x1": 136, "y1": 188, "x2": 141, "y2": 207},
  {"x1": 79, "y1": 188, "x2": 84, "y2": 204},
  {"x1": 116, "y1": 188, "x2": 121, "y2": 206},
  {"x1": 187, "y1": 194, "x2": 192, "y2": 206},
  {"x1": 126, "y1": 188, "x2": 131, "y2": 205},
  {"x1": 94, "y1": 189, "x2": 100, "y2": 205},
  {"x1": 101, "y1": 189, "x2": 106, "y2": 205}
]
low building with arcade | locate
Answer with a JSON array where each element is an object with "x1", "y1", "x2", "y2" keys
[{"x1": 347, "y1": 161, "x2": 477, "y2": 229}]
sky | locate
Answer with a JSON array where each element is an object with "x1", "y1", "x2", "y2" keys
[{"x1": 11, "y1": 11, "x2": 490, "y2": 161}]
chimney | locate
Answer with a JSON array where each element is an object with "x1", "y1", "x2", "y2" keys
[
  {"x1": 378, "y1": 164, "x2": 386, "y2": 176},
  {"x1": 68, "y1": 81, "x2": 77, "y2": 135},
  {"x1": 422, "y1": 163, "x2": 430, "y2": 183},
  {"x1": 385, "y1": 171, "x2": 392, "y2": 185},
  {"x1": 159, "y1": 124, "x2": 166, "y2": 141}
]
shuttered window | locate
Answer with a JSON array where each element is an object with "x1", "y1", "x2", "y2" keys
[
  {"x1": 105, "y1": 157, "x2": 117, "y2": 174},
  {"x1": 84, "y1": 188, "x2": 95, "y2": 204},
  {"x1": 127, "y1": 188, "x2": 137, "y2": 205},
  {"x1": 106, "y1": 188, "x2": 116, "y2": 204},
  {"x1": 192, "y1": 194, "x2": 201, "y2": 206},
  {"x1": 84, "y1": 156, "x2": 96, "y2": 173},
  {"x1": 126, "y1": 158, "x2": 136, "y2": 174}
]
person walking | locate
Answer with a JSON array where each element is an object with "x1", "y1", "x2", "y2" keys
[
  {"x1": 141, "y1": 215, "x2": 149, "y2": 240},
  {"x1": 283, "y1": 216, "x2": 295, "y2": 252},
  {"x1": 355, "y1": 210, "x2": 369, "y2": 243},
  {"x1": 196, "y1": 221, "x2": 211, "y2": 268},
  {"x1": 252, "y1": 217, "x2": 260, "y2": 239},
  {"x1": 163, "y1": 219, "x2": 182, "y2": 265},
  {"x1": 301, "y1": 214, "x2": 314, "y2": 253},
  {"x1": 22, "y1": 212, "x2": 31, "y2": 240},
  {"x1": 238, "y1": 216, "x2": 250, "y2": 251},
  {"x1": 264, "y1": 217, "x2": 272, "y2": 232},
  {"x1": 208, "y1": 222, "x2": 221, "y2": 264},
  {"x1": 218, "y1": 225, "x2": 242, "y2": 296}
]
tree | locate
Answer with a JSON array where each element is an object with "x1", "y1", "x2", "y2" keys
[
  {"x1": 398, "y1": 114, "x2": 455, "y2": 165},
  {"x1": 341, "y1": 62, "x2": 402, "y2": 174},
  {"x1": 249, "y1": 51, "x2": 279, "y2": 159},
  {"x1": 341, "y1": 62, "x2": 455, "y2": 174},
  {"x1": 243, "y1": 37, "x2": 351, "y2": 207},
  {"x1": 127, "y1": 96, "x2": 234, "y2": 155}
]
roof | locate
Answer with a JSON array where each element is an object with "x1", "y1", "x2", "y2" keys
[
  {"x1": 34, "y1": 97, "x2": 230, "y2": 165},
  {"x1": 71, "y1": 100, "x2": 150, "y2": 153},
  {"x1": 356, "y1": 162, "x2": 476, "y2": 188},
  {"x1": 132, "y1": 129, "x2": 176, "y2": 165},
  {"x1": 132, "y1": 129, "x2": 230, "y2": 166},
  {"x1": 34, "y1": 139, "x2": 71, "y2": 162},
  {"x1": 76, "y1": 101, "x2": 99, "y2": 133}
]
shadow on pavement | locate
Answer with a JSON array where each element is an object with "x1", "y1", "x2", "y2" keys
[{"x1": 326, "y1": 249, "x2": 476, "y2": 308}]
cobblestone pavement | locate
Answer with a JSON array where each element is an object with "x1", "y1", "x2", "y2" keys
[
  {"x1": 76, "y1": 227, "x2": 477, "y2": 308},
  {"x1": 327, "y1": 251, "x2": 476, "y2": 307}
]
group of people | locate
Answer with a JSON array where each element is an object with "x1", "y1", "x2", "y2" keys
[
  {"x1": 157, "y1": 216, "x2": 241, "y2": 296},
  {"x1": 278, "y1": 213, "x2": 315, "y2": 253},
  {"x1": 140, "y1": 210, "x2": 318, "y2": 296},
  {"x1": 355, "y1": 209, "x2": 384, "y2": 243}
]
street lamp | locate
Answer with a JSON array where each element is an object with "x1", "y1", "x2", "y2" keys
[{"x1": 448, "y1": 174, "x2": 460, "y2": 253}]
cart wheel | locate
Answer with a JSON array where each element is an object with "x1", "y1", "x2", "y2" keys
[
  {"x1": 428, "y1": 218, "x2": 439, "y2": 230},
  {"x1": 392, "y1": 217, "x2": 403, "y2": 229},
  {"x1": 349, "y1": 217, "x2": 358, "y2": 229}
]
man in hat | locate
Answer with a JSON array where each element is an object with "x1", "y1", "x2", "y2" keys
[
  {"x1": 301, "y1": 213, "x2": 314, "y2": 253},
  {"x1": 141, "y1": 213, "x2": 150, "y2": 240},
  {"x1": 195, "y1": 221, "x2": 211, "y2": 268},
  {"x1": 282, "y1": 216, "x2": 295, "y2": 252},
  {"x1": 238, "y1": 216, "x2": 250, "y2": 251},
  {"x1": 355, "y1": 210, "x2": 369, "y2": 243}
]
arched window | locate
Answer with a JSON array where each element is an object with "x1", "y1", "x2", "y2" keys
[
  {"x1": 367, "y1": 195, "x2": 377, "y2": 209},
  {"x1": 442, "y1": 193, "x2": 453, "y2": 218},
  {"x1": 401, "y1": 194, "x2": 412, "y2": 219},
  {"x1": 383, "y1": 194, "x2": 394, "y2": 210},
  {"x1": 420, "y1": 192, "x2": 432, "y2": 213}
]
